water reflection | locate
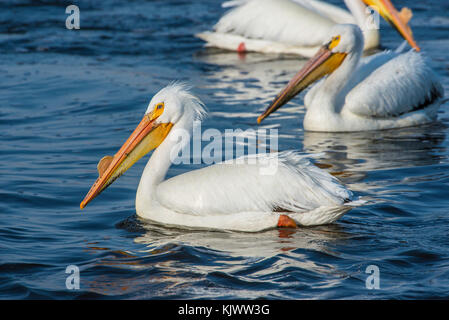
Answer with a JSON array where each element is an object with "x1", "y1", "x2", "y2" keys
[
  {"x1": 195, "y1": 48, "x2": 382, "y2": 107},
  {"x1": 303, "y1": 123, "x2": 447, "y2": 188},
  {"x1": 196, "y1": 49, "x2": 308, "y2": 104},
  {"x1": 80, "y1": 219, "x2": 354, "y2": 298},
  {"x1": 134, "y1": 219, "x2": 352, "y2": 258}
]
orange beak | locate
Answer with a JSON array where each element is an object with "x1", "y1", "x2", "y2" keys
[
  {"x1": 80, "y1": 114, "x2": 173, "y2": 209},
  {"x1": 257, "y1": 44, "x2": 347, "y2": 124},
  {"x1": 362, "y1": 0, "x2": 420, "y2": 51}
]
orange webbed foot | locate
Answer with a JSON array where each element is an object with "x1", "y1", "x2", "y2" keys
[{"x1": 277, "y1": 215, "x2": 297, "y2": 228}]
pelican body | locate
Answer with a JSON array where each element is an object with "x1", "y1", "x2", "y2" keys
[
  {"x1": 257, "y1": 24, "x2": 444, "y2": 132},
  {"x1": 80, "y1": 84, "x2": 359, "y2": 232},
  {"x1": 197, "y1": 0, "x2": 420, "y2": 57}
]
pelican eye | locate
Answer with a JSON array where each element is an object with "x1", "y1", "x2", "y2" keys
[
  {"x1": 328, "y1": 35, "x2": 341, "y2": 50},
  {"x1": 149, "y1": 102, "x2": 165, "y2": 120}
]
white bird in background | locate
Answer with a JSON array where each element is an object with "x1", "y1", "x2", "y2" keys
[
  {"x1": 80, "y1": 84, "x2": 359, "y2": 232},
  {"x1": 257, "y1": 24, "x2": 444, "y2": 131},
  {"x1": 197, "y1": 0, "x2": 420, "y2": 57}
]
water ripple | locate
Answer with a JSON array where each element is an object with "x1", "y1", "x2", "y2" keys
[{"x1": 1, "y1": 0, "x2": 449, "y2": 299}]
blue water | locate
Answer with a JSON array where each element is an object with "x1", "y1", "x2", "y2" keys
[{"x1": 1, "y1": 0, "x2": 449, "y2": 299}]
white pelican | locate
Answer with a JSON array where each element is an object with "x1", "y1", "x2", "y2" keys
[
  {"x1": 257, "y1": 24, "x2": 444, "y2": 132},
  {"x1": 80, "y1": 84, "x2": 359, "y2": 232},
  {"x1": 196, "y1": 0, "x2": 420, "y2": 57}
]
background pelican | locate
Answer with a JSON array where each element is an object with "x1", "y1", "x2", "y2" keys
[
  {"x1": 80, "y1": 84, "x2": 359, "y2": 232},
  {"x1": 197, "y1": 0, "x2": 420, "y2": 57},
  {"x1": 257, "y1": 24, "x2": 444, "y2": 132}
]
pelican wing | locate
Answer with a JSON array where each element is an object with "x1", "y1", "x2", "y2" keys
[
  {"x1": 292, "y1": 0, "x2": 355, "y2": 24},
  {"x1": 155, "y1": 152, "x2": 352, "y2": 216},
  {"x1": 344, "y1": 51, "x2": 444, "y2": 118},
  {"x1": 223, "y1": 0, "x2": 354, "y2": 23},
  {"x1": 213, "y1": 0, "x2": 337, "y2": 47}
]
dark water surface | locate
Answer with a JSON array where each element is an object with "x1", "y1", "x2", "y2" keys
[{"x1": 1, "y1": 0, "x2": 449, "y2": 299}]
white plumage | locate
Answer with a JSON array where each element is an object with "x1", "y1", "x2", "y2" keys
[
  {"x1": 214, "y1": 0, "x2": 334, "y2": 46},
  {"x1": 147, "y1": 152, "x2": 356, "y2": 232},
  {"x1": 344, "y1": 51, "x2": 443, "y2": 119},
  {"x1": 197, "y1": 0, "x2": 380, "y2": 57}
]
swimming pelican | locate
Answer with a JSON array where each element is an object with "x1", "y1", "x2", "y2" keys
[
  {"x1": 80, "y1": 84, "x2": 359, "y2": 232},
  {"x1": 257, "y1": 24, "x2": 444, "y2": 132},
  {"x1": 196, "y1": 0, "x2": 420, "y2": 57}
]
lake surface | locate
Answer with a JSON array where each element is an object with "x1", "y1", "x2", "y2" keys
[{"x1": 1, "y1": 0, "x2": 449, "y2": 299}]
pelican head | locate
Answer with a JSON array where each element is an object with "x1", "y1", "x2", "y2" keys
[
  {"x1": 80, "y1": 83, "x2": 205, "y2": 209},
  {"x1": 258, "y1": 24, "x2": 363, "y2": 123}
]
